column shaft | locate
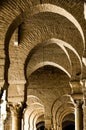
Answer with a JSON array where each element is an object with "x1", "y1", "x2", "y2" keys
[
  {"x1": 9, "y1": 103, "x2": 24, "y2": 130},
  {"x1": 75, "y1": 100, "x2": 83, "y2": 130},
  {"x1": 83, "y1": 106, "x2": 86, "y2": 130},
  {"x1": 12, "y1": 113, "x2": 22, "y2": 130}
]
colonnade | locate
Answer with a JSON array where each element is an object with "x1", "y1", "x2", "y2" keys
[
  {"x1": 0, "y1": 81, "x2": 86, "y2": 130},
  {"x1": 0, "y1": 99, "x2": 85, "y2": 130}
]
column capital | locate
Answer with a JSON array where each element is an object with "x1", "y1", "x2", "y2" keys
[
  {"x1": 69, "y1": 80, "x2": 83, "y2": 94},
  {"x1": 7, "y1": 102, "x2": 24, "y2": 117},
  {"x1": 69, "y1": 81, "x2": 83, "y2": 102},
  {"x1": 74, "y1": 99, "x2": 83, "y2": 108}
]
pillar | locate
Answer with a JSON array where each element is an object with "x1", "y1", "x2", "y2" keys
[
  {"x1": 82, "y1": 79, "x2": 86, "y2": 130},
  {"x1": 69, "y1": 81, "x2": 83, "y2": 130},
  {"x1": 9, "y1": 102, "x2": 23, "y2": 130},
  {"x1": 74, "y1": 100, "x2": 83, "y2": 130},
  {"x1": 83, "y1": 91, "x2": 86, "y2": 130},
  {"x1": 83, "y1": 105, "x2": 86, "y2": 130}
]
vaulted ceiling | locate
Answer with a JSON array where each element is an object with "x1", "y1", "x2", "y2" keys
[{"x1": 0, "y1": 0, "x2": 86, "y2": 127}]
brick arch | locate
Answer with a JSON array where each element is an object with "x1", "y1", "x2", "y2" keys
[
  {"x1": 0, "y1": 1, "x2": 84, "y2": 86},
  {"x1": 25, "y1": 40, "x2": 72, "y2": 78},
  {"x1": 25, "y1": 38, "x2": 82, "y2": 80},
  {"x1": 5, "y1": 4, "x2": 85, "y2": 75},
  {"x1": 4, "y1": 3, "x2": 84, "y2": 90},
  {"x1": 4, "y1": 3, "x2": 84, "y2": 79},
  {"x1": 28, "y1": 62, "x2": 71, "y2": 78},
  {"x1": 5, "y1": 3, "x2": 85, "y2": 47}
]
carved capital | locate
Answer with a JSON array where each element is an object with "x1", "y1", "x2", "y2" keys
[
  {"x1": 69, "y1": 81, "x2": 83, "y2": 94},
  {"x1": 8, "y1": 102, "x2": 24, "y2": 117},
  {"x1": 70, "y1": 81, "x2": 83, "y2": 99},
  {"x1": 74, "y1": 99, "x2": 83, "y2": 108}
]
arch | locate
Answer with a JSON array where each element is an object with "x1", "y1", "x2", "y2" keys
[
  {"x1": 25, "y1": 38, "x2": 82, "y2": 80},
  {"x1": 24, "y1": 95, "x2": 45, "y2": 130},
  {"x1": 24, "y1": 104, "x2": 44, "y2": 130},
  {"x1": 29, "y1": 109, "x2": 44, "y2": 130},
  {"x1": 62, "y1": 113, "x2": 75, "y2": 125},
  {"x1": 25, "y1": 39, "x2": 72, "y2": 79},
  {"x1": 5, "y1": 4, "x2": 85, "y2": 48},
  {"x1": 51, "y1": 95, "x2": 72, "y2": 114},
  {"x1": 4, "y1": 4, "x2": 84, "y2": 85},
  {"x1": 56, "y1": 108, "x2": 74, "y2": 129},
  {"x1": 51, "y1": 95, "x2": 74, "y2": 130},
  {"x1": 36, "y1": 121, "x2": 45, "y2": 130},
  {"x1": 34, "y1": 113, "x2": 45, "y2": 130},
  {"x1": 62, "y1": 120, "x2": 75, "y2": 130},
  {"x1": 56, "y1": 104, "x2": 74, "y2": 124},
  {"x1": 36, "y1": 115, "x2": 45, "y2": 126},
  {"x1": 27, "y1": 61, "x2": 71, "y2": 78},
  {"x1": 49, "y1": 38, "x2": 82, "y2": 65},
  {"x1": 27, "y1": 95, "x2": 43, "y2": 105}
]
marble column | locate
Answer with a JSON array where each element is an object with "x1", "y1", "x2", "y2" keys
[
  {"x1": 9, "y1": 102, "x2": 23, "y2": 130},
  {"x1": 74, "y1": 100, "x2": 83, "y2": 130}
]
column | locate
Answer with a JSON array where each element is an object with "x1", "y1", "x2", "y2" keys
[
  {"x1": 83, "y1": 90, "x2": 86, "y2": 130},
  {"x1": 0, "y1": 90, "x2": 7, "y2": 130},
  {"x1": 83, "y1": 105, "x2": 86, "y2": 130},
  {"x1": 74, "y1": 100, "x2": 83, "y2": 130},
  {"x1": 82, "y1": 79, "x2": 86, "y2": 130},
  {"x1": 9, "y1": 102, "x2": 23, "y2": 130},
  {"x1": 70, "y1": 81, "x2": 83, "y2": 130}
]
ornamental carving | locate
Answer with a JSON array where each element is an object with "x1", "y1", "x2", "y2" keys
[{"x1": 8, "y1": 102, "x2": 24, "y2": 117}]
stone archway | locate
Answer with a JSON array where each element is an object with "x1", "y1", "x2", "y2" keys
[{"x1": 62, "y1": 113, "x2": 75, "y2": 130}]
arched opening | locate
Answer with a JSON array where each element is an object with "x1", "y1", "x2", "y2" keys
[
  {"x1": 36, "y1": 121, "x2": 45, "y2": 130},
  {"x1": 62, "y1": 113, "x2": 75, "y2": 130},
  {"x1": 62, "y1": 121, "x2": 75, "y2": 130}
]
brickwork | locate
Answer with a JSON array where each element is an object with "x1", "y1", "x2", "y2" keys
[{"x1": 0, "y1": 0, "x2": 86, "y2": 130}]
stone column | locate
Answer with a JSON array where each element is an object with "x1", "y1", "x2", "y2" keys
[
  {"x1": 83, "y1": 106, "x2": 86, "y2": 130},
  {"x1": 70, "y1": 81, "x2": 83, "y2": 130},
  {"x1": 9, "y1": 102, "x2": 23, "y2": 130},
  {"x1": 74, "y1": 100, "x2": 83, "y2": 130},
  {"x1": 82, "y1": 79, "x2": 86, "y2": 130}
]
